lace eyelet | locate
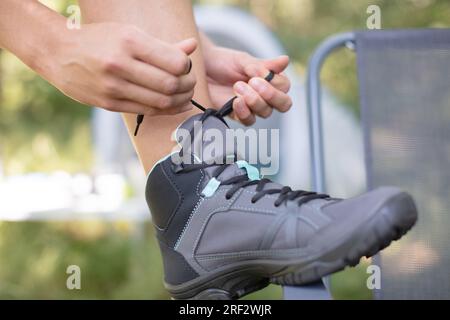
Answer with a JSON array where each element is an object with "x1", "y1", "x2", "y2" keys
[
  {"x1": 225, "y1": 194, "x2": 231, "y2": 200},
  {"x1": 274, "y1": 203, "x2": 280, "y2": 207},
  {"x1": 251, "y1": 199, "x2": 256, "y2": 204}
]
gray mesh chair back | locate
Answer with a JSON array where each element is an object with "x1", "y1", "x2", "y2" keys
[
  {"x1": 357, "y1": 29, "x2": 450, "y2": 299},
  {"x1": 307, "y1": 29, "x2": 450, "y2": 299}
]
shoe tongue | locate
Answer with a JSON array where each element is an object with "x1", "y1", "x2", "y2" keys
[
  {"x1": 174, "y1": 112, "x2": 250, "y2": 182},
  {"x1": 175, "y1": 112, "x2": 235, "y2": 165},
  {"x1": 174, "y1": 112, "x2": 283, "y2": 191}
]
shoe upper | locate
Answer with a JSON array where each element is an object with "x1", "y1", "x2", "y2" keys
[{"x1": 145, "y1": 109, "x2": 406, "y2": 286}]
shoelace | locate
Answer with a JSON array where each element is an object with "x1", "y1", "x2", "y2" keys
[
  {"x1": 133, "y1": 62, "x2": 273, "y2": 136},
  {"x1": 172, "y1": 70, "x2": 330, "y2": 207},
  {"x1": 177, "y1": 159, "x2": 330, "y2": 207}
]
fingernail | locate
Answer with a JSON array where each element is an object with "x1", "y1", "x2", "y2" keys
[
  {"x1": 250, "y1": 78, "x2": 267, "y2": 94},
  {"x1": 234, "y1": 82, "x2": 246, "y2": 95}
]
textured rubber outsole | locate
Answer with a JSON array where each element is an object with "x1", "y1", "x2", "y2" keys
[
  {"x1": 168, "y1": 266, "x2": 272, "y2": 300},
  {"x1": 167, "y1": 192, "x2": 418, "y2": 300}
]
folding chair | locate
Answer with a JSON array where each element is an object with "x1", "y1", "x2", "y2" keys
[{"x1": 307, "y1": 29, "x2": 450, "y2": 299}]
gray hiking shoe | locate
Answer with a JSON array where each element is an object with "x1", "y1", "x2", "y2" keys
[{"x1": 145, "y1": 108, "x2": 418, "y2": 300}]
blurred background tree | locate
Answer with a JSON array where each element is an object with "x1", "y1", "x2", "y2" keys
[{"x1": 0, "y1": 0, "x2": 448, "y2": 299}]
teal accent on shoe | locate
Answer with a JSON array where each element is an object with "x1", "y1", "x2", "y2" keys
[
  {"x1": 236, "y1": 160, "x2": 260, "y2": 181},
  {"x1": 202, "y1": 178, "x2": 221, "y2": 197}
]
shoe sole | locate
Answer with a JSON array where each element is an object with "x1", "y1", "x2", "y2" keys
[{"x1": 166, "y1": 192, "x2": 418, "y2": 300}]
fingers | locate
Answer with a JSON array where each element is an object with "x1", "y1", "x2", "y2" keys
[
  {"x1": 232, "y1": 55, "x2": 291, "y2": 125},
  {"x1": 232, "y1": 76, "x2": 292, "y2": 124},
  {"x1": 244, "y1": 64, "x2": 290, "y2": 93},
  {"x1": 262, "y1": 55, "x2": 290, "y2": 74},
  {"x1": 234, "y1": 81, "x2": 273, "y2": 118},
  {"x1": 176, "y1": 38, "x2": 198, "y2": 56},
  {"x1": 232, "y1": 97, "x2": 256, "y2": 126},
  {"x1": 269, "y1": 72, "x2": 291, "y2": 93},
  {"x1": 111, "y1": 31, "x2": 197, "y2": 115},
  {"x1": 238, "y1": 53, "x2": 289, "y2": 75},
  {"x1": 248, "y1": 78, "x2": 292, "y2": 112},
  {"x1": 118, "y1": 58, "x2": 196, "y2": 95},
  {"x1": 128, "y1": 30, "x2": 196, "y2": 76},
  {"x1": 109, "y1": 79, "x2": 194, "y2": 112},
  {"x1": 243, "y1": 55, "x2": 290, "y2": 94}
]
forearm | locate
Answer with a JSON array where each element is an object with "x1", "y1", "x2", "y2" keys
[
  {"x1": 0, "y1": 0, "x2": 66, "y2": 75},
  {"x1": 79, "y1": 0, "x2": 210, "y2": 172}
]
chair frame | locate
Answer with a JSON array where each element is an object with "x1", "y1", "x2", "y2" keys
[
  {"x1": 286, "y1": 32, "x2": 357, "y2": 300},
  {"x1": 307, "y1": 32, "x2": 356, "y2": 193}
]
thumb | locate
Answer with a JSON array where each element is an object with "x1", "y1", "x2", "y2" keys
[
  {"x1": 263, "y1": 55, "x2": 290, "y2": 74},
  {"x1": 176, "y1": 38, "x2": 198, "y2": 56},
  {"x1": 244, "y1": 55, "x2": 290, "y2": 78}
]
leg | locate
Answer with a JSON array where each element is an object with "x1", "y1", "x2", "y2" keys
[
  {"x1": 79, "y1": 0, "x2": 211, "y2": 172},
  {"x1": 80, "y1": 1, "x2": 418, "y2": 301}
]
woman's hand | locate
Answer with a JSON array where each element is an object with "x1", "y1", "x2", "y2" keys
[
  {"x1": 42, "y1": 23, "x2": 198, "y2": 115},
  {"x1": 202, "y1": 41, "x2": 292, "y2": 125}
]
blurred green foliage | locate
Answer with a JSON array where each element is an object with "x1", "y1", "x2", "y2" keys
[
  {"x1": 0, "y1": 0, "x2": 448, "y2": 299},
  {"x1": 0, "y1": 221, "x2": 168, "y2": 299},
  {"x1": 0, "y1": 53, "x2": 93, "y2": 174}
]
